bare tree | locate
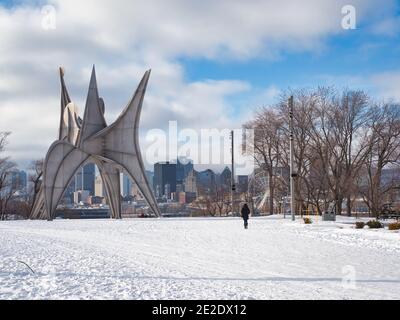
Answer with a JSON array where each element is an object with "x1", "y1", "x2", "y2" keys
[
  {"x1": 278, "y1": 90, "x2": 318, "y2": 215},
  {"x1": 28, "y1": 159, "x2": 44, "y2": 213},
  {"x1": 304, "y1": 88, "x2": 370, "y2": 216},
  {"x1": 244, "y1": 87, "x2": 384, "y2": 218},
  {"x1": 0, "y1": 132, "x2": 18, "y2": 220},
  {"x1": 244, "y1": 109, "x2": 286, "y2": 214},
  {"x1": 360, "y1": 103, "x2": 400, "y2": 217}
]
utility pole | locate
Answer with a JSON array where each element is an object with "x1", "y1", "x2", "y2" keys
[
  {"x1": 289, "y1": 96, "x2": 296, "y2": 221},
  {"x1": 230, "y1": 130, "x2": 236, "y2": 216}
]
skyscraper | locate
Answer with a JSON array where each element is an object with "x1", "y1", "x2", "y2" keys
[
  {"x1": 197, "y1": 169, "x2": 216, "y2": 194},
  {"x1": 153, "y1": 162, "x2": 177, "y2": 198},
  {"x1": 122, "y1": 173, "x2": 132, "y2": 197},
  {"x1": 75, "y1": 167, "x2": 83, "y2": 191},
  {"x1": 176, "y1": 157, "x2": 193, "y2": 184},
  {"x1": 10, "y1": 170, "x2": 27, "y2": 191},
  {"x1": 219, "y1": 166, "x2": 232, "y2": 191},
  {"x1": 184, "y1": 169, "x2": 198, "y2": 194},
  {"x1": 83, "y1": 163, "x2": 95, "y2": 195},
  {"x1": 75, "y1": 163, "x2": 96, "y2": 195},
  {"x1": 94, "y1": 175, "x2": 104, "y2": 197}
]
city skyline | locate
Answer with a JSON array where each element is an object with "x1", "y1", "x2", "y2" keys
[{"x1": 0, "y1": 1, "x2": 399, "y2": 171}]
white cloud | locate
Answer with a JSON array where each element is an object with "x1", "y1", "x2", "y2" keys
[
  {"x1": 370, "y1": 72, "x2": 400, "y2": 102},
  {"x1": 0, "y1": 0, "x2": 397, "y2": 169}
]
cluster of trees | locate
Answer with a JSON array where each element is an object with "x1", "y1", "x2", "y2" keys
[
  {"x1": 0, "y1": 132, "x2": 43, "y2": 220},
  {"x1": 244, "y1": 87, "x2": 400, "y2": 217},
  {"x1": 192, "y1": 189, "x2": 232, "y2": 216},
  {"x1": 0, "y1": 132, "x2": 17, "y2": 220}
]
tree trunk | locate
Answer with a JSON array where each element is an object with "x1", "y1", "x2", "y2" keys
[
  {"x1": 269, "y1": 172, "x2": 274, "y2": 215},
  {"x1": 346, "y1": 195, "x2": 352, "y2": 217},
  {"x1": 336, "y1": 197, "x2": 343, "y2": 216}
]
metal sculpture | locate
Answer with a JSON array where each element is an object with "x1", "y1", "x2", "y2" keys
[{"x1": 30, "y1": 66, "x2": 160, "y2": 220}]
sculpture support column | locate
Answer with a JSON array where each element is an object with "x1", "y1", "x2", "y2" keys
[{"x1": 99, "y1": 162, "x2": 122, "y2": 219}]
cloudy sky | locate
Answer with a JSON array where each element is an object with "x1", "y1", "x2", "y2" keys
[{"x1": 0, "y1": 0, "x2": 399, "y2": 171}]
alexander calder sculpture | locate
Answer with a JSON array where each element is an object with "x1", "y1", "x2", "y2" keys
[{"x1": 30, "y1": 66, "x2": 160, "y2": 220}]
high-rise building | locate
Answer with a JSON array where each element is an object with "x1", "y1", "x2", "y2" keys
[
  {"x1": 219, "y1": 166, "x2": 232, "y2": 191},
  {"x1": 176, "y1": 183, "x2": 184, "y2": 193},
  {"x1": 75, "y1": 167, "x2": 83, "y2": 190},
  {"x1": 145, "y1": 170, "x2": 154, "y2": 191},
  {"x1": 197, "y1": 169, "x2": 216, "y2": 194},
  {"x1": 65, "y1": 179, "x2": 76, "y2": 203},
  {"x1": 82, "y1": 163, "x2": 95, "y2": 195},
  {"x1": 94, "y1": 175, "x2": 104, "y2": 197},
  {"x1": 176, "y1": 157, "x2": 193, "y2": 184},
  {"x1": 178, "y1": 192, "x2": 196, "y2": 204},
  {"x1": 164, "y1": 183, "x2": 171, "y2": 199},
  {"x1": 10, "y1": 170, "x2": 27, "y2": 191},
  {"x1": 73, "y1": 190, "x2": 90, "y2": 204},
  {"x1": 121, "y1": 173, "x2": 132, "y2": 197},
  {"x1": 153, "y1": 162, "x2": 177, "y2": 198},
  {"x1": 75, "y1": 163, "x2": 96, "y2": 195},
  {"x1": 184, "y1": 169, "x2": 198, "y2": 194}
]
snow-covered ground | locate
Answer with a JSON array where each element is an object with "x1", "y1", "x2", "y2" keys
[{"x1": 0, "y1": 215, "x2": 399, "y2": 300}]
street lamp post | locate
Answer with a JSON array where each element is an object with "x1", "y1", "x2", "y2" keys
[
  {"x1": 230, "y1": 130, "x2": 236, "y2": 216},
  {"x1": 289, "y1": 96, "x2": 296, "y2": 221}
]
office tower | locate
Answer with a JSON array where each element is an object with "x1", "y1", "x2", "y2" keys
[
  {"x1": 153, "y1": 162, "x2": 177, "y2": 198},
  {"x1": 75, "y1": 163, "x2": 95, "y2": 195},
  {"x1": 122, "y1": 173, "x2": 132, "y2": 197},
  {"x1": 219, "y1": 166, "x2": 232, "y2": 191},
  {"x1": 82, "y1": 163, "x2": 95, "y2": 195},
  {"x1": 73, "y1": 190, "x2": 90, "y2": 204},
  {"x1": 64, "y1": 179, "x2": 76, "y2": 203},
  {"x1": 10, "y1": 170, "x2": 27, "y2": 191},
  {"x1": 184, "y1": 169, "x2": 198, "y2": 194},
  {"x1": 197, "y1": 169, "x2": 216, "y2": 194},
  {"x1": 75, "y1": 167, "x2": 83, "y2": 191},
  {"x1": 176, "y1": 157, "x2": 193, "y2": 183},
  {"x1": 95, "y1": 175, "x2": 104, "y2": 197}
]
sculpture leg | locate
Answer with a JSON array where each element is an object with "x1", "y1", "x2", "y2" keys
[
  {"x1": 98, "y1": 162, "x2": 121, "y2": 219},
  {"x1": 43, "y1": 141, "x2": 90, "y2": 219},
  {"x1": 30, "y1": 186, "x2": 46, "y2": 219}
]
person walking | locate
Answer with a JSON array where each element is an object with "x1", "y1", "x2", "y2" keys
[{"x1": 241, "y1": 203, "x2": 250, "y2": 229}]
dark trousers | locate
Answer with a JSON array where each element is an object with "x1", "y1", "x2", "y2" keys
[{"x1": 243, "y1": 219, "x2": 248, "y2": 229}]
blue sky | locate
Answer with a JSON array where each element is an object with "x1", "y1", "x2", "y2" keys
[
  {"x1": 0, "y1": 0, "x2": 400, "y2": 169},
  {"x1": 181, "y1": 27, "x2": 400, "y2": 106}
]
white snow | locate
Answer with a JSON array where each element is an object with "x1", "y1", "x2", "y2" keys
[{"x1": 0, "y1": 215, "x2": 399, "y2": 300}]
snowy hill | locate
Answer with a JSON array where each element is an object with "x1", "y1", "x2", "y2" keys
[{"x1": 0, "y1": 216, "x2": 399, "y2": 299}]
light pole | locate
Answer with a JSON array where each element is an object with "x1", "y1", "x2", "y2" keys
[
  {"x1": 289, "y1": 96, "x2": 296, "y2": 221},
  {"x1": 230, "y1": 130, "x2": 236, "y2": 216}
]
